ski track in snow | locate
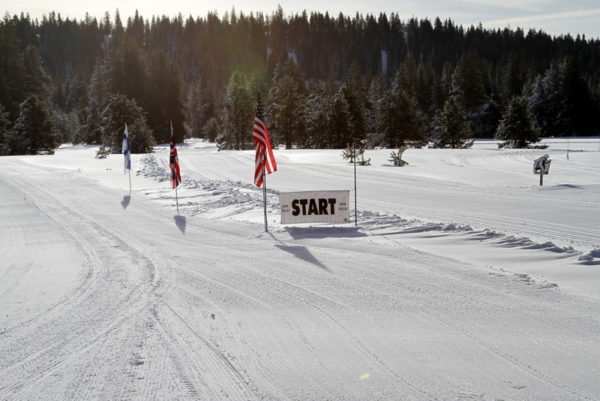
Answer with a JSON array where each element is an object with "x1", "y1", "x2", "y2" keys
[{"x1": 1, "y1": 140, "x2": 599, "y2": 401}]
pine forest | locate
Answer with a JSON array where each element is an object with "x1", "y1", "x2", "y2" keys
[{"x1": 1, "y1": 8, "x2": 599, "y2": 155}]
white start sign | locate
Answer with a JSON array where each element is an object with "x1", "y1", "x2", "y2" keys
[{"x1": 280, "y1": 190, "x2": 350, "y2": 224}]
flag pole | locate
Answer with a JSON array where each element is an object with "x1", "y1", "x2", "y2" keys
[
  {"x1": 263, "y1": 164, "x2": 268, "y2": 232},
  {"x1": 128, "y1": 169, "x2": 132, "y2": 194},
  {"x1": 353, "y1": 141, "x2": 358, "y2": 227},
  {"x1": 175, "y1": 185, "x2": 180, "y2": 214}
]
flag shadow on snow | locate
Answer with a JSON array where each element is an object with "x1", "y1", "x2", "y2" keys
[
  {"x1": 275, "y1": 245, "x2": 330, "y2": 271},
  {"x1": 285, "y1": 226, "x2": 366, "y2": 240},
  {"x1": 121, "y1": 195, "x2": 131, "y2": 209},
  {"x1": 174, "y1": 215, "x2": 186, "y2": 233}
]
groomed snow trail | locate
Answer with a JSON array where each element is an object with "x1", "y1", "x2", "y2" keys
[{"x1": 1, "y1": 143, "x2": 599, "y2": 401}]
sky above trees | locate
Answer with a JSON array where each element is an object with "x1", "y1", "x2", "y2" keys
[{"x1": 2, "y1": 0, "x2": 599, "y2": 39}]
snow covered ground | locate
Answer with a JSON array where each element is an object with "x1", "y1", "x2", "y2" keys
[{"x1": 1, "y1": 138, "x2": 599, "y2": 400}]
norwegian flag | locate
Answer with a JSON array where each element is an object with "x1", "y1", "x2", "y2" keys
[
  {"x1": 252, "y1": 94, "x2": 277, "y2": 187},
  {"x1": 169, "y1": 121, "x2": 181, "y2": 189}
]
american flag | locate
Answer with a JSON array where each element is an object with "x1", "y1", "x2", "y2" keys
[
  {"x1": 122, "y1": 123, "x2": 131, "y2": 173},
  {"x1": 252, "y1": 94, "x2": 277, "y2": 187},
  {"x1": 169, "y1": 121, "x2": 181, "y2": 188}
]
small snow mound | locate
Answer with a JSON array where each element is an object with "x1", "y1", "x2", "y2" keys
[
  {"x1": 523, "y1": 241, "x2": 576, "y2": 253},
  {"x1": 361, "y1": 210, "x2": 380, "y2": 217},
  {"x1": 490, "y1": 270, "x2": 559, "y2": 290},
  {"x1": 498, "y1": 236, "x2": 576, "y2": 254},
  {"x1": 474, "y1": 229, "x2": 504, "y2": 240},
  {"x1": 442, "y1": 223, "x2": 473, "y2": 232},
  {"x1": 578, "y1": 248, "x2": 600, "y2": 265}
]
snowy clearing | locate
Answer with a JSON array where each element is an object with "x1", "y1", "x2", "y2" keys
[{"x1": 1, "y1": 138, "x2": 599, "y2": 401}]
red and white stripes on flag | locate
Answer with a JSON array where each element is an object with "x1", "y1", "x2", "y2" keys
[
  {"x1": 170, "y1": 121, "x2": 182, "y2": 189},
  {"x1": 252, "y1": 95, "x2": 277, "y2": 187}
]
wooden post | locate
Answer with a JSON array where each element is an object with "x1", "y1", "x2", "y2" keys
[{"x1": 539, "y1": 171, "x2": 543, "y2": 186}]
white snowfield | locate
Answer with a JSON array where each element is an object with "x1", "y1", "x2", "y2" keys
[{"x1": 1, "y1": 138, "x2": 599, "y2": 401}]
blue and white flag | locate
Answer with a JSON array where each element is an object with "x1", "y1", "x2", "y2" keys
[{"x1": 122, "y1": 124, "x2": 131, "y2": 173}]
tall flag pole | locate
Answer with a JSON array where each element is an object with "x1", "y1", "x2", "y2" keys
[
  {"x1": 170, "y1": 120, "x2": 182, "y2": 214},
  {"x1": 122, "y1": 123, "x2": 132, "y2": 193},
  {"x1": 252, "y1": 93, "x2": 277, "y2": 232},
  {"x1": 353, "y1": 141, "x2": 358, "y2": 227}
]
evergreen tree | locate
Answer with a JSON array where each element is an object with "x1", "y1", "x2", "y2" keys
[
  {"x1": 111, "y1": 39, "x2": 146, "y2": 105},
  {"x1": 51, "y1": 109, "x2": 80, "y2": 144},
  {"x1": 528, "y1": 58, "x2": 597, "y2": 137},
  {"x1": 84, "y1": 55, "x2": 112, "y2": 144},
  {"x1": 0, "y1": 21, "x2": 25, "y2": 119},
  {"x1": 396, "y1": 55, "x2": 418, "y2": 99},
  {"x1": 203, "y1": 117, "x2": 219, "y2": 142},
  {"x1": 559, "y1": 58, "x2": 598, "y2": 136},
  {"x1": 303, "y1": 82, "x2": 334, "y2": 148},
  {"x1": 0, "y1": 104, "x2": 12, "y2": 155},
  {"x1": 342, "y1": 61, "x2": 367, "y2": 143},
  {"x1": 184, "y1": 79, "x2": 210, "y2": 138},
  {"x1": 451, "y1": 51, "x2": 494, "y2": 137},
  {"x1": 330, "y1": 87, "x2": 352, "y2": 148},
  {"x1": 431, "y1": 61, "x2": 453, "y2": 114},
  {"x1": 99, "y1": 94, "x2": 155, "y2": 153},
  {"x1": 496, "y1": 96, "x2": 540, "y2": 148},
  {"x1": 9, "y1": 96, "x2": 60, "y2": 154},
  {"x1": 268, "y1": 60, "x2": 306, "y2": 148},
  {"x1": 219, "y1": 71, "x2": 253, "y2": 150},
  {"x1": 64, "y1": 75, "x2": 88, "y2": 141},
  {"x1": 472, "y1": 96, "x2": 502, "y2": 139},
  {"x1": 451, "y1": 53, "x2": 488, "y2": 111},
  {"x1": 381, "y1": 68, "x2": 427, "y2": 147},
  {"x1": 415, "y1": 61, "x2": 434, "y2": 115},
  {"x1": 431, "y1": 96, "x2": 473, "y2": 148},
  {"x1": 500, "y1": 53, "x2": 524, "y2": 103},
  {"x1": 145, "y1": 49, "x2": 185, "y2": 143},
  {"x1": 21, "y1": 45, "x2": 51, "y2": 98},
  {"x1": 366, "y1": 74, "x2": 386, "y2": 135}
]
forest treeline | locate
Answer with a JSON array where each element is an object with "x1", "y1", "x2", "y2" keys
[{"x1": 0, "y1": 8, "x2": 599, "y2": 155}]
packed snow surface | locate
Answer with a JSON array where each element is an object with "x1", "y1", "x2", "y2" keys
[{"x1": 1, "y1": 138, "x2": 599, "y2": 401}]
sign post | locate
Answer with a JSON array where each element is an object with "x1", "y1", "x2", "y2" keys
[
  {"x1": 533, "y1": 154, "x2": 551, "y2": 186},
  {"x1": 280, "y1": 190, "x2": 350, "y2": 225}
]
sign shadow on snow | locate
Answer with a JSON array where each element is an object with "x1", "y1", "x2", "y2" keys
[
  {"x1": 285, "y1": 226, "x2": 366, "y2": 240},
  {"x1": 274, "y1": 245, "x2": 330, "y2": 271},
  {"x1": 174, "y1": 215, "x2": 186, "y2": 233},
  {"x1": 121, "y1": 195, "x2": 131, "y2": 209}
]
